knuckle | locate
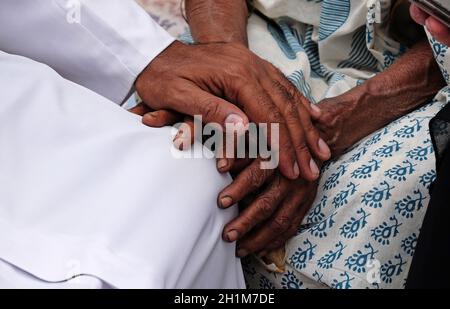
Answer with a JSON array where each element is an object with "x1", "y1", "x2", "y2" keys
[
  {"x1": 271, "y1": 216, "x2": 291, "y2": 234},
  {"x1": 302, "y1": 119, "x2": 316, "y2": 133},
  {"x1": 257, "y1": 196, "x2": 277, "y2": 218},
  {"x1": 242, "y1": 50, "x2": 256, "y2": 64},
  {"x1": 282, "y1": 79, "x2": 301, "y2": 101},
  {"x1": 272, "y1": 81, "x2": 295, "y2": 105},
  {"x1": 296, "y1": 92, "x2": 310, "y2": 108},
  {"x1": 263, "y1": 167, "x2": 276, "y2": 180},
  {"x1": 269, "y1": 175, "x2": 284, "y2": 191},
  {"x1": 170, "y1": 83, "x2": 194, "y2": 103},
  {"x1": 269, "y1": 109, "x2": 285, "y2": 124},
  {"x1": 294, "y1": 141, "x2": 310, "y2": 155},
  {"x1": 246, "y1": 169, "x2": 267, "y2": 190},
  {"x1": 230, "y1": 62, "x2": 251, "y2": 78},
  {"x1": 237, "y1": 215, "x2": 253, "y2": 233},
  {"x1": 256, "y1": 92, "x2": 275, "y2": 111},
  {"x1": 284, "y1": 106, "x2": 300, "y2": 125},
  {"x1": 288, "y1": 85, "x2": 302, "y2": 102},
  {"x1": 271, "y1": 80, "x2": 285, "y2": 93},
  {"x1": 200, "y1": 98, "x2": 221, "y2": 121},
  {"x1": 160, "y1": 111, "x2": 173, "y2": 122},
  {"x1": 279, "y1": 136, "x2": 293, "y2": 153}
]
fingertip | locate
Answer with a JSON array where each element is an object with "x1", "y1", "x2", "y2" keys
[
  {"x1": 310, "y1": 103, "x2": 322, "y2": 119},
  {"x1": 279, "y1": 161, "x2": 299, "y2": 180},
  {"x1": 224, "y1": 229, "x2": 239, "y2": 243},
  {"x1": 426, "y1": 17, "x2": 436, "y2": 32},
  {"x1": 217, "y1": 158, "x2": 229, "y2": 172},
  {"x1": 276, "y1": 150, "x2": 299, "y2": 179},
  {"x1": 426, "y1": 16, "x2": 449, "y2": 37},
  {"x1": 298, "y1": 158, "x2": 321, "y2": 182},
  {"x1": 218, "y1": 195, "x2": 234, "y2": 209},
  {"x1": 410, "y1": 4, "x2": 428, "y2": 25},
  {"x1": 309, "y1": 158, "x2": 320, "y2": 180},
  {"x1": 224, "y1": 113, "x2": 249, "y2": 135},
  {"x1": 142, "y1": 112, "x2": 157, "y2": 124},
  {"x1": 172, "y1": 129, "x2": 192, "y2": 151},
  {"x1": 318, "y1": 138, "x2": 332, "y2": 161},
  {"x1": 142, "y1": 112, "x2": 166, "y2": 128},
  {"x1": 128, "y1": 103, "x2": 148, "y2": 116},
  {"x1": 293, "y1": 162, "x2": 300, "y2": 178}
]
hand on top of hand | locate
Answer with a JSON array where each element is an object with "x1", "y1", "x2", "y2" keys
[
  {"x1": 135, "y1": 41, "x2": 331, "y2": 181},
  {"x1": 131, "y1": 39, "x2": 334, "y2": 256},
  {"x1": 130, "y1": 102, "x2": 321, "y2": 256}
]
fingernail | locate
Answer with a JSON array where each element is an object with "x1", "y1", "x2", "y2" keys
[
  {"x1": 425, "y1": 18, "x2": 433, "y2": 31},
  {"x1": 173, "y1": 129, "x2": 183, "y2": 143},
  {"x1": 310, "y1": 158, "x2": 320, "y2": 177},
  {"x1": 318, "y1": 138, "x2": 331, "y2": 158},
  {"x1": 225, "y1": 114, "x2": 244, "y2": 126},
  {"x1": 225, "y1": 114, "x2": 248, "y2": 135},
  {"x1": 226, "y1": 230, "x2": 239, "y2": 242},
  {"x1": 412, "y1": 9, "x2": 425, "y2": 25},
  {"x1": 173, "y1": 130, "x2": 189, "y2": 150},
  {"x1": 293, "y1": 162, "x2": 300, "y2": 178},
  {"x1": 310, "y1": 103, "x2": 321, "y2": 115},
  {"x1": 217, "y1": 158, "x2": 228, "y2": 171},
  {"x1": 237, "y1": 248, "x2": 249, "y2": 257},
  {"x1": 220, "y1": 196, "x2": 233, "y2": 208},
  {"x1": 143, "y1": 114, "x2": 155, "y2": 121},
  {"x1": 143, "y1": 113, "x2": 157, "y2": 122}
]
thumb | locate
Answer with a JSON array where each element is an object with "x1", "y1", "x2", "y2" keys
[{"x1": 176, "y1": 85, "x2": 250, "y2": 134}]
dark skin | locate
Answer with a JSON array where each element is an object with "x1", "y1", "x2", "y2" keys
[
  {"x1": 133, "y1": 0, "x2": 331, "y2": 257},
  {"x1": 134, "y1": 0, "x2": 445, "y2": 257},
  {"x1": 317, "y1": 40, "x2": 445, "y2": 158},
  {"x1": 233, "y1": 40, "x2": 445, "y2": 256},
  {"x1": 135, "y1": 0, "x2": 330, "y2": 181}
]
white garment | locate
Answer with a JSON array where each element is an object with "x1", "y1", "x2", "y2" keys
[
  {"x1": 0, "y1": 0, "x2": 245, "y2": 288},
  {"x1": 0, "y1": 0, "x2": 174, "y2": 104}
]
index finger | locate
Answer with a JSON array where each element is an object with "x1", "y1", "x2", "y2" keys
[
  {"x1": 222, "y1": 174, "x2": 290, "y2": 243},
  {"x1": 236, "y1": 180, "x2": 310, "y2": 257},
  {"x1": 237, "y1": 84, "x2": 299, "y2": 180},
  {"x1": 260, "y1": 189, "x2": 317, "y2": 253},
  {"x1": 260, "y1": 78, "x2": 321, "y2": 181},
  {"x1": 218, "y1": 158, "x2": 275, "y2": 209},
  {"x1": 279, "y1": 78, "x2": 331, "y2": 162}
]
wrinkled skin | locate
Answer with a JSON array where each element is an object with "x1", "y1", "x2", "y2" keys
[
  {"x1": 132, "y1": 0, "x2": 445, "y2": 257},
  {"x1": 136, "y1": 41, "x2": 329, "y2": 181}
]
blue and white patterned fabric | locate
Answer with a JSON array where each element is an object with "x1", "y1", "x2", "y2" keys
[{"x1": 239, "y1": 0, "x2": 450, "y2": 289}]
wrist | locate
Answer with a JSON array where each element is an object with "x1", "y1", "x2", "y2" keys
[
  {"x1": 316, "y1": 92, "x2": 361, "y2": 157},
  {"x1": 135, "y1": 41, "x2": 185, "y2": 94},
  {"x1": 185, "y1": 0, "x2": 249, "y2": 46}
]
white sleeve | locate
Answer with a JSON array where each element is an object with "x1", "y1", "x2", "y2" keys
[{"x1": 0, "y1": 0, "x2": 175, "y2": 104}]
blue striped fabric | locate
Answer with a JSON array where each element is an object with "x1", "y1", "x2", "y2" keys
[
  {"x1": 288, "y1": 70, "x2": 316, "y2": 103},
  {"x1": 338, "y1": 26, "x2": 379, "y2": 71},
  {"x1": 319, "y1": 0, "x2": 351, "y2": 41}
]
